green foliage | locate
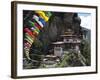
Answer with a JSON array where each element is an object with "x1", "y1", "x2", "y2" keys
[
  {"x1": 58, "y1": 54, "x2": 69, "y2": 67},
  {"x1": 34, "y1": 38, "x2": 43, "y2": 49},
  {"x1": 80, "y1": 39, "x2": 91, "y2": 66}
]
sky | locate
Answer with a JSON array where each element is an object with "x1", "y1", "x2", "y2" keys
[{"x1": 78, "y1": 13, "x2": 91, "y2": 29}]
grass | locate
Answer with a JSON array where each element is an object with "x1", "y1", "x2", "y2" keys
[{"x1": 56, "y1": 53, "x2": 69, "y2": 67}]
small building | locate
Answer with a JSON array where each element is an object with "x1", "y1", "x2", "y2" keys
[
  {"x1": 52, "y1": 41, "x2": 64, "y2": 57},
  {"x1": 42, "y1": 55, "x2": 60, "y2": 68},
  {"x1": 60, "y1": 31, "x2": 81, "y2": 53}
]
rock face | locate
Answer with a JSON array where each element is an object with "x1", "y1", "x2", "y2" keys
[{"x1": 29, "y1": 12, "x2": 83, "y2": 56}]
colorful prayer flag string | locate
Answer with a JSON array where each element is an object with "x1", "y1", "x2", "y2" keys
[{"x1": 24, "y1": 11, "x2": 52, "y2": 60}]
